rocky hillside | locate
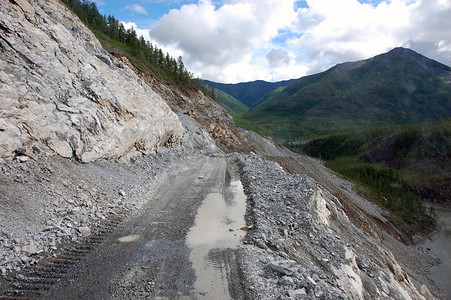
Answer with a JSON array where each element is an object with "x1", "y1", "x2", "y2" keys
[
  {"x1": 0, "y1": 0, "x2": 446, "y2": 299},
  {"x1": 0, "y1": 0, "x2": 183, "y2": 163}
]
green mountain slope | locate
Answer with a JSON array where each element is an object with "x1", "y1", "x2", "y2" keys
[
  {"x1": 215, "y1": 89, "x2": 249, "y2": 114},
  {"x1": 296, "y1": 118, "x2": 451, "y2": 209},
  {"x1": 237, "y1": 48, "x2": 451, "y2": 141},
  {"x1": 203, "y1": 79, "x2": 295, "y2": 109}
]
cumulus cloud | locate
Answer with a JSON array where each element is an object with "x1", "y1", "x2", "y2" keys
[
  {"x1": 123, "y1": 4, "x2": 149, "y2": 15},
  {"x1": 149, "y1": 0, "x2": 298, "y2": 82},
  {"x1": 125, "y1": 0, "x2": 451, "y2": 82},
  {"x1": 405, "y1": 0, "x2": 451, "y2": 64},
  {"x1": 267, "y1": 49, "x2": 291, "y2": 68},
  {"x1": 289, "y1": 0, "x2": 451, "y2": 74}
]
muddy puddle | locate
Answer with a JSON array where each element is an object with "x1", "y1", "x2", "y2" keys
[
  {"x1": 418, "y1": 203, "x2": 451, "y2": 299},
  {"x1": 186, "y1": 179, "x2": 247, "y2": 299},
  {"x1": 118, "y1": 235, "x2": 141, "y2": 243}
]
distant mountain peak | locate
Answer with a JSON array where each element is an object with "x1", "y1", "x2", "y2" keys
[{"x1": 388, "y1": 46, "x2": 417, "y2": 54}]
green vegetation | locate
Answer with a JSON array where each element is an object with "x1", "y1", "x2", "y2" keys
[
  {"x1": 295, "y1": 119, "x2": 451, "y2": 232},
  {"x1": 236, "y1": 48, "x2": 451, "y2": 141},
  {"x1": 326, "y1": 158, "x2": 428, "y2": 229},
  {"x1": 203, "y1": 79, "x2": 295, "y2": 109},
  {"x1": 61, "y1": 0, "x2": 216, "y2": 99},
  {"x1": 213, "y1": 88, "x2": 249, "y2": 114}
]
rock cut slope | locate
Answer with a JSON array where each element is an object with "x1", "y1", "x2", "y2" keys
[{"x1": 0, "y1": 0, "x2": 183, "y2": 163}]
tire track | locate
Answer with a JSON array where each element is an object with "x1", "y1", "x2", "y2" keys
[{"x1": 0, "y1": 211, "x2": 127, "y2": 299}]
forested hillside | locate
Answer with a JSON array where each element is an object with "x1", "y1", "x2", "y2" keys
[
  {"x1": 204, "y1": 79, "x2": 295, "y2": 109},
  {"x1": 61, "y1": 0, "x2": 217, "y2": 99},
  {"x1": 235, "y1": 48, "x2": 451, "y2": 141},
  {"x1": 293, "y1": 119, "x2": 451, "y2": 227}
]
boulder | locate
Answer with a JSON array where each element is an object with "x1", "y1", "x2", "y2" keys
[
  {"x1": 78, "y1": 226, "x2": 91, "y2": 237},
  {"x1": 266, "y1": 260, "x2": 298, "y2": 276},
  {"x1": 21, "y1": 243, "x2": 40, "y2": 255}
]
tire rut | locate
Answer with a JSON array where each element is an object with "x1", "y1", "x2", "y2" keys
[{"x1": 0, "y1": 211, "x2": 128, "y2": 299}]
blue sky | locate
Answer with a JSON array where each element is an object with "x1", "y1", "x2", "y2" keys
[
  {"x1": 95, "y1": 1, "x2": 382, "y2": 28},
  {"x1": 94, "y1": 1, "x2": 196, "y2": 28},
  {"x1": 93, "y1": 0, "x2": 451, "y2": 83}
]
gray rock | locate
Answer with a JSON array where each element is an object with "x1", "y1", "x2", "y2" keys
[
  {"x1": 279, "y1": 276, "x2": 294, "y2": 285},
  {"x1": 78, "y1": 226, "x2": 91, "y2": 237},
  {"x1": 288, "y1": 288, "x2": 307, "y2": 297},
  {"x1": 256, "y1": 240, "x2": 268, "y2": 249},
  {"x1": 0, "y1": 0, "x2": 184, "y2": 163},
  {"x1": 266, "y1": 260, "x2": 297, "y2": 276},
  {"x1": 17, "y1": 156, "x2": 29, "y2": 163},
  {"x1": 20, "y1": 255, "x2": 32, "y2": 263},
  {"x1": 307, "y1": 275, "x2": 316, "y2": 286},
  {"x1": 21, "y1": 243, "x2": 40, "y2": 255}
]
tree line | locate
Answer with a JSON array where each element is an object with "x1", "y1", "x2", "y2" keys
[{"x1": 61, "y1": 0, "x2": 218, "y2": 100}]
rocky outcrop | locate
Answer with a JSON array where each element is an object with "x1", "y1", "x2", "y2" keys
[{"x1": 0, "y1": 0, "x2": 183, "y2": 163}]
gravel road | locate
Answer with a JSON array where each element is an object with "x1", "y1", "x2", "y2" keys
[{"x1": 27, "y1": 156, "x2": 246, "y2": 299}]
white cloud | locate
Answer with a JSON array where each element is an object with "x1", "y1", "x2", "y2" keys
[
  {"x1": 288, "y1": 0, "x2": 414, "y2": 73},
  {"x1": 267, "y1": 48, "x2": 291, "y2": 68},
  {"x1": 123, "y1": 4, "x2": 149, "y2": 15},
  {"x1": 289, "y1": 0, "x2": 451, "y2": 74},
  {"x1": 123, "y1": 0, "x2": 451, "y2": 83},
  {"x1": 121, "y1": 21, "x2": 186, "y2": 63},
  {"x1": 404, "y1": 0, "x2": 451, "y2": 64},
  {"x1": 149, "y1": 0, "x2": 299, "y2": 82}
]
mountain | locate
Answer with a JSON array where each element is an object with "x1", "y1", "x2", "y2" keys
[
  {"x1": 203, "y1": 78, "x2": 295, "y2": 109},
  {"x1": 0, "y1": 1, "x2": 443, "y2": 299},
  {"x1": 216, "y1": 90, "x2": 249, "y2": 114},
  {"x1": 207, "y1": 86, "x2": 250, "y2": 114},
  {"x1": 236, "y1": 47, "x2": 451, "y2": 141}
]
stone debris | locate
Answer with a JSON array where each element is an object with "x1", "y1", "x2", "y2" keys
[
  {"x1": 266, "y1": 260, "x2": 297, "y2": 276},
  {"x1": 78, "y1": 227, "x2": 92, "y2": 237},
  {"x1": 233, "y1": 153, "x2": 437, "y2": 300},
  {"x1": 21, "y1": 243, "x2": 40, "y2": 256},
  {"x1": 288, "y1": 288, "x2": 307, "y2": 297},
  {"x1": 0, "y1": 149, "x2": 197, "y2": 276}
]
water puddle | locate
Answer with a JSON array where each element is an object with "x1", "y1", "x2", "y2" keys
[
  {"x1": 418, "y1": 203, "x2": 451, "y2": 299},
  {"x1": 118, "y1": 235, "x2": 141, "y2": 243},
  {"x1": 186, "y1": 180, "x2": 247, "y2": 299}
]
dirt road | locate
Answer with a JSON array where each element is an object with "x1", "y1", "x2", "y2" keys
[{"x1": 11, "y1": 156, "x2": 247, "y2": 299}]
